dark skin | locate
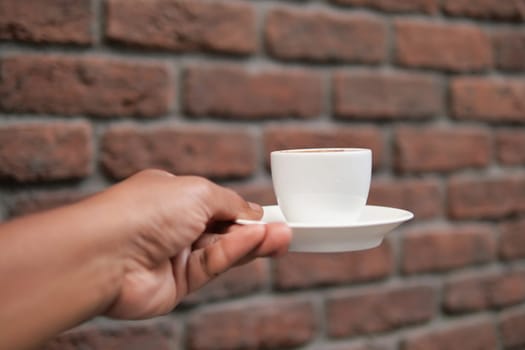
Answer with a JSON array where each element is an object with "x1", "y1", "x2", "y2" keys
[{"x1": 0, "y1": 169, "x2": 292, "y2": 350}]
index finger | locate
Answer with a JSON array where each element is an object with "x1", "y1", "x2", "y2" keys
[{"x1": 198, "y1": 179, "x2": 263, "y2": 222}]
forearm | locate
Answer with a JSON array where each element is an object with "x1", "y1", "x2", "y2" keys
[
  {"x1": 0, "y1": 193, "x2": 127, "y2": 350},
  {"x1": 0, "y1": 170, "x2": 284, "y2": 349}
]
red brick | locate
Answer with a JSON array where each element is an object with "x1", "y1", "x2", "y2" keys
[
  {"x1": 184, "y1": 65, "x2": 322, "y2": 119},
  {"x1": 0, "y1": 0, "x2": 92, "y2": 45},
  {"x1": 327, "y1": 285, "x2": 435, "y2": 338},
  {"x1": 230, "y1": 182, "x2": 276, "y2": 206},
  {"x1": 319, "y1": 344, "x2": 393, "y2": 350},
  {"x1": 330, "y1": 0, "x2": 438, "y2": 13},
  {"x1": 500, "y1": 218, "x2": 525, "y2": 261},
  {"x1": 42, "y1": 317, "x2": 178, "y2": 350},
  {"x1": 187, "y1": 298, "x2": 315, "y2": 350},
  {"x1": 402, "y1": 225, "x2": 496, "y2": 274},
  {"x1": 106, "y1": 0, "x2": 255, "y2": 55},
  {"x1": 0, "y1": 55, "x2": 174, "y2": 118},
  {"x1": 451, "y1": 78, "x2": 525, "y2": 123},
  {"x1": 500, "y1": 309, "x2": 525, "y2": 349},
  {"x1": 514, "y1": 176, "x2": 525, "y2": 213},
  {"x1": 443, "y1": 0, "x2": 525, "y2": 21},
  {"x1": 181, "y1": 259, "x2": 268, "y2": 305},
  {"x1": 0, "y1": 122, "x2": 92, "y2": 182},
  {"x1": 444, "y1": 271, "x2": 525, "y2": 313},
  {"x1": 492, "y1": 30, "x2": 525, "y2": 71},
  {"x1": 263, "y1": 125, "x2": 384, "y2": 169},
  {"x1": 448, "y1": 175, "x2": 524, "y2": 220},
  {"x1": 274, "y1": 242, "x2": 392, "y2": 290},
  {"x1": 497, "y1": 129, "x2": 525, "y2": 166},
  {"x1": 8, "y1": 190, "x2": 93, "y2": 218},
  {"x1": 265, "y1": 8, "x2": 386, "y2": 63},
  {"x1": 403, "y1": 319, "x2": 497, "y2": 350},
  {"x1": 333, "y1": 71, "x2": 442, "y2": 120},
  {"x1": 368, "y1": 178, "x2": 442, "y2": 220},
  {"x1": 394, "y1": 126, "x2": 491, "y2": 173},
  {"x1": 395, "y1": 20, "x2": 492, "y2": 72},
  {"x1": 101, "y1": 124, "x2": 257, "y2": 180}
]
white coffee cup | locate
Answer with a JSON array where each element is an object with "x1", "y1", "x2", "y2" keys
[{"x1": 271, "y1": 148, "x2": 372, "y2": 224}]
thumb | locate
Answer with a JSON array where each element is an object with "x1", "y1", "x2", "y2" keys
[{"x1": 184, "y1": 223, "x2": 267, "y2": 293}]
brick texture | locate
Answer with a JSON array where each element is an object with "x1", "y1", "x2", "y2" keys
[
  {"x1": 402, "y1": 225, "x2": 496, "y2": 274},
  {"x1": 265, "y1": 8, "x2": 386, "y2": 63},
  {"x1": 330, "y1": 0, "x2": 439, "y2": 14},
  {"x1": 333, "y1": 71, "x2": 442, "y2": 120},
  {"x1": 500, "y1": 309, "x2": 525, "y2": 349},
  {"x1": 514, "y1": 176, "x2": 525, "y2": 213},
  {"x1": 8, "y1": 190, "x2": 92, "y2": 218},
  {"x1": 0, "y1": 122, "x2": 92, "y2": 182},
  {"x1": 263, "y1": 125, "x2": 384, "y2": 168},
  {"x1": 319, "y1": 344, "x2": 394, "y2": 350},
  {"x1": 0, "y1": 0, "x2": 92, "y2": 45},
  {"x1": 395, "y1": 20, "x2": 493, "y2": 72},
  {"x1": 492, "y1": 30, "x2": 525, "y2": 71},
  {"x1": 448, "y1": 175, "x2": 525, "y2": 220},
  {"x1": 0, "y1": 55, "x2": 174, "y2": 117},
  {"x1": 368, "y1": 178, "x2": 442, "y2": 220},
  {"x1": 182, "y1": 259, "x2": 268, "y2": 305},
  {"x1": 443, "y1": 0, "x2": 525, "y2": 21},
  {"x1": 106, "y1": 0, "x2": 256, "y2": 55},
  {"x1": 187, "y1": 298, "x2": 315, "y2": 350},
  {"x1": 497, "y1": 129, "x2": 525, "y2": 165},
  {"x1": 184, "y1": 66, "x2": 322, "y2": 119},
  {"x1": 42, "y1": 318, "x2": 178, "y2": 350},
  {"x1": 500, "y1": 218, "x2": 525, "y2": 261},
  {"x1": 2, "y1": 0, "x2": 525, "y2": 347},
  {"x1": 451, "y1": 77, "x2": 525, "y2": 123},
  {"x1": 327, "y1": 285, "x2": 435, "y2": 337},
  {"x1": 274, "y1": 242, "x2": 392, "y2": 290},
  {"x1": 403, "y1": 319, "x2": 498, "y2": 350},
  {"x1": 101, "y1": 124, "x2": 257, "y2": 180},
  {"x1": 444, "y1": 271, "x2": 525, "y2": 313},
  {"x1": 394, "y1": 126, "x2": 491, "y2": 173}
]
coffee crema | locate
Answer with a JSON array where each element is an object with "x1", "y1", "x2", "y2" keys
[{"x1": 281, "y1": 149, "x2": 348, "y2": 153}]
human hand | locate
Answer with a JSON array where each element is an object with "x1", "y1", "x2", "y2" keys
[{"x1": 98, "y1": 169, "x2": 291, "y2": 319}]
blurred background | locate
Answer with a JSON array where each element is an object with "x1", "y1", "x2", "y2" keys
[{"x1": 1, "y1": 0, "x2": 525, "y2": 349}]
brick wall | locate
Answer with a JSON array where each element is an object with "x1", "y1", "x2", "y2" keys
[{"x1": 1, "y1": 0, "x2": 525, "y2": 349}]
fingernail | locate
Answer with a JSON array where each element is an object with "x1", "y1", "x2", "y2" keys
[
  {"x1": 248, "y1": 202, "x2": 262, "y2": 212},
  {"x1": 270, "y1": 222, "x2": 292, "y2": 235},
  {"x1": 248, "y1": 223, "x2": 266, "y2": 234},
  {"x1": 272, "y1": 222, "x2": 290, "y2": 230},
  {"x1": 237, "y1": 202, "x2": 264, "y2": 221}
]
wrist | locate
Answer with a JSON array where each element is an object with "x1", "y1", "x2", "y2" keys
[{"x1": 66, "y1": 191, "x2": 133, "y2": 313}]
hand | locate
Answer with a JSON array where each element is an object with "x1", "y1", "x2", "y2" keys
[{"x1": 100, "y1": 169, "x2": 291, "y2": 319}]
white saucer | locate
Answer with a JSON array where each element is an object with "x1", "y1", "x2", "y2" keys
[{"x1": 236, "y1": 205, "x2": 414, "y2": 253}]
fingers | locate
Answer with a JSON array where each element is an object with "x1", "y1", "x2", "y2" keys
[
  {"x1": 234, "y1": 223, "x2": 292, "y2": 266},
  {"x1": 186, "y1": 223, "x2": 291, "y2": 292},
  {"x1": 194, "y1": 223, "x2": 291, "y2": 254},
  {"x1": 192, "y1": 233, "x2": 222, "y2": 250},
  {"x1": 186, "y1": 224, "x2": 266, "y2": 292},
  {"x1": 198, "y1": 179, "x2": 263, "y2": 222},
  {"x1": 244, "y1": 223, "x2": 292, "y2": 257},
  {"x1": 245, "y1": 202, "x2": 264, "y2": 219}
]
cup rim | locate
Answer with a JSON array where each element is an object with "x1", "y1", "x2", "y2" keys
[{"x1": 271, "y1": 148, "x2": 371, "y2": 155}]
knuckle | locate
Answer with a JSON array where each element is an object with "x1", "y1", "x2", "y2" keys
[
  {"x1": 200, "y1": 249, "x2": 219, "y2": 278},
  {"x1": 135, "y1": 168, "x2": 174, "y2": 179},
  {"x1": 184, "y1": 176, "x2": 214, "y2": 199}
]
